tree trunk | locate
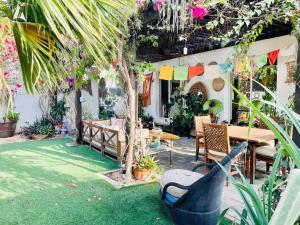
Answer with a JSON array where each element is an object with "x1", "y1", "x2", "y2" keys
[
  {"x1": 125, "y1": 76, "x2": 136, "y2": 182},
  {"x1": 118, "y1": 58, "x2": 137, "y2": 182},
  {"x1": 75, "y1": 89, "x2": 83, "y2": 144},
  {"x1": 293, "y1": 36, "x2": 300, "y2": 147}
]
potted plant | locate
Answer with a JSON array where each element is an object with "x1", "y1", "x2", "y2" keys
[
  {"x1": 203, "y1": 99, "x2": 223, "y2": 123},
  {"x1": 0, "y1": 111, "x2": 20, "y2": 138},
  {"x1": 133, "y1": 156, "x2": 158, "y2": 181}
]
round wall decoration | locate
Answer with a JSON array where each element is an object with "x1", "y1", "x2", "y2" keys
[
  {"x1": 188, "y1": 82, "x2": 208, "y2": 101},
  {"x1": 212, "y1": 78, "x2": 225, "y2": 92}
]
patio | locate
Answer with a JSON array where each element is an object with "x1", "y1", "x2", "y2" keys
[{"x1": 1, "y1": 1, "x2": 300, "y2": 225}]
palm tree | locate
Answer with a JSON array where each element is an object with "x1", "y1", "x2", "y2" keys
[{"x1": 1, "y1": 0, "x2": 137, "y2": 180}]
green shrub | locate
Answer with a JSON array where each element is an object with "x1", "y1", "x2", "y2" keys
[
  {"x1": 50, "y1": 99, "x2": 67, "y2": 124},
  {"x1": 6, "y1": 111, "x2": 20, "y2": 122},
  {"x1": 33, "y1": 118, "x2": 55, "y2": 136}
]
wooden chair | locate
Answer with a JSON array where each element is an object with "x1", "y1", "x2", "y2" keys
[
  {"x1": 202, "y1": 123, "x2": 245, "y2": 176},
  {"x1": 202, "y1": 123, "x2": 230, "y2": 163},
  {"x1": 194, "y1": 116, "x2": 211, "y2": 161}
]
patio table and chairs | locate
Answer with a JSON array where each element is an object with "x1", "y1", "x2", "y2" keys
[
  {"x1": 227, "y1": 125, "x2": 277, "y2": 183},
  {"x1": 194, "y1": 117, "x2": 278, "y2": 183}
]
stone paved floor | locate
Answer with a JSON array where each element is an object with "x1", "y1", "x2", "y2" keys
[{"x1": 155, "y1": 137, "x2": 269, "y2": 222}]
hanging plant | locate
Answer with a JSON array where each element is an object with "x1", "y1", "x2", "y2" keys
[{"x1": 256, "y1": 65, "x2": 277, "y2": 91}]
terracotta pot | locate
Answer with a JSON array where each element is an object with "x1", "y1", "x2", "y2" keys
[
  {"x1": 32, "y1": 134, "x2": 48, "y2": 140},
  {"x1": 133, "y1": 168, "x2": 151, "y2": 181},
  {"x1": 0, "y1": 122, "x2": 17, "y2": 138}
]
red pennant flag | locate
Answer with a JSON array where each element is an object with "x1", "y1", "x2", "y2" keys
[
  {"x1": 268, "y1": 49, "x2": 280, "y2": 65},
  {"x1": 188, "y1": 66, "x2": 204, "y2": 80}
]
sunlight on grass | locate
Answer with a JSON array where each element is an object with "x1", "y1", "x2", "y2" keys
[{"x1": 0, "y1": 138, "x2": 172, "y2": 225}]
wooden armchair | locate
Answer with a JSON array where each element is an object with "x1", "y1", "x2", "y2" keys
[{"x1": 194, "y1": 116, "x2": 211, "y2": 161}]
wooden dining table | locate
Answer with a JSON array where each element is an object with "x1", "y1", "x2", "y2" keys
[{"x1": 228, "y1": 126, "x2": 277, "y2": 184}]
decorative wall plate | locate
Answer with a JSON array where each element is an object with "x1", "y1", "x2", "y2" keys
[{"x1": 212, "y1": 78, "x2": 225, "y2": 92}]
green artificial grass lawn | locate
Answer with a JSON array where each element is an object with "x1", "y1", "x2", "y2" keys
[
  {"x1": 0, "y1": 138, "x2": 172, "y2": 225},
  {"x1": 0, "y1": 138, "x2": 233, "y2": 225}
]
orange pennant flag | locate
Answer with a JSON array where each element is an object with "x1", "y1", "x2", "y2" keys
[{"x1": 188, "y1": 66, "x2": 204, "y2": 80}]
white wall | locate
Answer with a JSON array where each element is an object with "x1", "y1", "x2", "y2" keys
[
  {"x1": 142, "y1": 35, "x2": 298, "y2": 124},
  {"x1": 0, "y1": 81, "x2": 100, "y2": 132}
]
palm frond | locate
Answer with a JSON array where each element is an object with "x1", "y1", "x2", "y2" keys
[
  {"x1": 13, "y1": 22, "x2": 59, "y2": 92},
  {"x1": 2, "y1": 0, "x2": 136, "y2": 92}
]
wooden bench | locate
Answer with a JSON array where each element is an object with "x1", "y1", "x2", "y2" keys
[{"x1": 82, "y1": 119, "x2": 126, "y2": 163}]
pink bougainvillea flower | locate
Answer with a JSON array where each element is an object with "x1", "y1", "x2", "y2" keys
[
  {"x1": 16, "y1": 84, "x2": 23, "y2": 89},
  {"x1": 2, "y1": 54, "x2": 9, "y2": 62},
  {"x1": 154, "y1": 4, "x2": 159, "y2": 11},
  {"x1": 188, "y1": 4, "x2": 195, "y2": 10},
  {"x1": 192, "y1": 7, "x2": 208, "y2": 20}
]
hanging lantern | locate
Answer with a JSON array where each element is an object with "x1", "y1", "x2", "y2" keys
[{"x1": 183, "y1": 47, "x2": 188, "y2": 55}]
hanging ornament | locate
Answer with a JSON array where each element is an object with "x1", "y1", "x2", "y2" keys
[{"x1": 156, "y1": 0, "x2": 208, "y2": 33}]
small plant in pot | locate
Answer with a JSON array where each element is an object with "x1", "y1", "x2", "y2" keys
[
  {"x1": 203, "y1": 99, "x2": 223, "y2": 123},
  {"x1": 0, "y1": 111, "x2": 20, "y2": 138},
  {"x1": 133, "y1": 156, "x2": 158, "y2": 181}
]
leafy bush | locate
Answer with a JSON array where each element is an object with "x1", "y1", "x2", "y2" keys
[
  {"x1": 20, "y1": 122, "x2": 38, "y2": 138},
  {"x1": 6, "y1": 111, "x2": 20, "y2": 122},
  {"x1": 170, "y1": 92, "x2": 205, "y2": 136},
  {"x1": 34, "y1": 118, "x2": 55, "y2": 136},
  {"x1": 50, "y1": 99, "x2": 67, "y2": 124}
]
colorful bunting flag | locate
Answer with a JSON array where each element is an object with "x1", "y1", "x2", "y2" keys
[
  {"x1": 268, "y1": 49, "x2": 280, "y2": 65},
  {"x1": 159, "y1": 66, "x2": 174, "y2": 80},
  {"x1": 234, "y1": 57, "x2": 251, "y2": 74},
  {"x1": 254, "y1": 54, "x2": 268, "y2": 69},
  {"x1": 219, "y1": 63, "x2": 234, "y2": 73},
  {"x1": 188, "y1": 65, "x2": 204, "y2": 80},
  {"x1": 174, "y1": 66, "x2": 188, "y2": 80}
]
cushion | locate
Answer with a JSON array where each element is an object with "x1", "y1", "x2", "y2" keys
[
  {"x1": 160, "y1": 169, "x2": 203, "y2": 198},
  {"x1": 257, "y1": 141, "x2": 275, "y2": 147},
  {"x1": 256, "y1": 145, "x2": 276, "y2": 158}
]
